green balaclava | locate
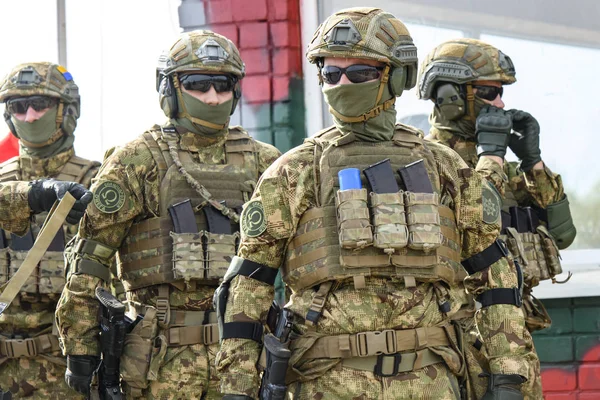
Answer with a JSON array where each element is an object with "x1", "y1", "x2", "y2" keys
[
  {"x1": 173, "y1": 91, "x2": 232, "y2": 136},
  {"x1": 11, "y1": 105, "x2": 75, "y2": 158},
  {"x1": 429, "y1": 95, "x2": 488, "y2": 140},
  {"x1": 322, "y1": 80, "x2": 396, "y2": 142}
]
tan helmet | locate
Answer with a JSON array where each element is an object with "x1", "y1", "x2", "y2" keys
[
  {"x1": 306, "y1": 7, "x2": 418, "y2": 123},
  {"x1": 417, "y1": 38, "x2": 516, "y2": 120},
  {"x1": 157, "y1": 30, "x2": 245, "y2": 123},
  {"x1": 0, "y1": 62, "x2": 80, "y2": 142}
]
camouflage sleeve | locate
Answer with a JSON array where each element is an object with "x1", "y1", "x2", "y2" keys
[
  {"x1": 56, "y1": 138, "x2": 159, "y2": 356},
  {"x1": 476, "y1": 156, "x2": 508, "y2": 197},
  {"x1": 216, "y1": 144, "x2": 316, "y2": 398},
  {"x1": 506, "y1": 161, "x2": 564, "y2": 207},
  {"x1": 255, "y1": 140, "x2": 282, "y2": 175},
  {"x1": 0, "y1": 181, "x2": 31, "y2": 235},
  {"x1": 428, "y1": 142, "x2": 529, "y2": 378}
]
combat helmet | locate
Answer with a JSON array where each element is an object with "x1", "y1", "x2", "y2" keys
[
  {"x1": 306, "y1": 7, "x2": 418, "y2": 123},
  {"x1": 0, "y1": 62, "x2": 80, "y2": 144},
  {"x1": 156, "y1": 30, "x2": 245, "y2": 127},
  {"x1": 417, "y1": 38, "x2": 516, "y2": 120}
]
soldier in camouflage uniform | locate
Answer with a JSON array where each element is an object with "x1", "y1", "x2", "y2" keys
[
  {"x1": 216, "y1": 8, "x2": 530, "y2": 400},
  {"x1": 55, "y1": 30, "x2": 281, "y2": 399},
  {"x1": 0, "y1": 62, "x2": 100, "y2": 398},
  {"x1": 0, "y1": 179, "x2": 92, "y2": 234},
  {"x1": 418, "y1": 38, "x2": 577, "y2": 399}
]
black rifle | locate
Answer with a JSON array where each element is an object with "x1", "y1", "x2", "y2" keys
[
  {"x1": 259, "y1": 302, "x2": 293, "y2": 400},
  {"x1": 95, "y1": 287, "x2": 139, "y2": 400}
]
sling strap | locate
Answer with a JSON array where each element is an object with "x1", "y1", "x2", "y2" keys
[
  {"x1": 0, "y1": 193, "x2": 75, "y2": 315},
  {"x1": 0, "y1": 333, "x2": 61, "y2": 358}
]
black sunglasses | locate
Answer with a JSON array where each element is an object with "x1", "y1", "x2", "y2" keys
[
  {"x1": 321, "y1": 65, "x2": 383, "y2": 85},
  {"x1": 6, "y1": 96, "x2": 57, "y2": 114},
  {"x1": 179, "y1": 74, "x2": 236, "y2": 93},
  {"x1": 473, "y1": 85, "x2": 503, "y2": 101}
]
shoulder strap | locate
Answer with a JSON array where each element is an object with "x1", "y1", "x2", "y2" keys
[
  {"x1": 142, "y1": 128, "x2": 171, "y2": 184},
  {"x1": 0, "y1": 157, "x2": 21, "y2": 182},
  {"x1": 56, "y1": 155, "x2": 101, "y2": 184},
  {"x1": 225, "y1": 126, "x2": 257, "y2": 167}
]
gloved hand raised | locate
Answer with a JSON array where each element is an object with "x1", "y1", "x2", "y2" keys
[
  {"x1": 28, "y1": 179, "x2": 93, "y2": 224},
  {"x1": 65, "y1": 355, "x2": 100, "y2": 396},
  {"x1": 507, "y1": 110, "x2": 542, "y2": 172},
  {"x1": 481, "y1": 373, "x2": 526, "y2": 400},
  {"x1": 476, "y1": 106, "x2": 513, "y2": 159}
]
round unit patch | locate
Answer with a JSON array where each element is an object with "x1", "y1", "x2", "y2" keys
[
  {"x1": 482, "y1": 182, "x2": 501, "y2": 225},
  {"x1": 241, "y1": 200, "x2": 267, "y2": 238},
  {"x1": 93, "y1": 181, "x2": 126, "y2": 214}
]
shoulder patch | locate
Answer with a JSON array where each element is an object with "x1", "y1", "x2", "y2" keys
[
  {"x1": 482, "y1": 181, "x2": 501, "y2": 224},
  {"x1": 93, "y1": 181, "x2": 126, "y2": 214},
  {"x1": 241, "y1": 200, "x2": 267, "y2": 238}
]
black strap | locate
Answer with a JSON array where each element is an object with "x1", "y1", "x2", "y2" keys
[
  {"x1": 461, "y1": 239, "x2": 508, "y2": 275},
  {"x1": 477, "y1": 288, "x2": 522, "y2": 308},
  {"x1": 221, "y1": 321, "x2": 263, "y2": 343},
  {"x1": 473, "y1": 338, "x2": 483, "y2": 351},
  {"x1": 237, "y1": 259, "x2": 279, "y2": 286}
]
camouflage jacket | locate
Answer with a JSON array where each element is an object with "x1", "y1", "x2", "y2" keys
[
  {"x1": 0, "y1": 181, "x2": 32, "y2": 234},
  {"x1": 427, "y1": 127, "x2": 564, "y2": 207},
  {"x1": 216, "y1": 126, "x2": 529, "y2": 398},
  {"x1": 56, "y1": 124, "x2": 281, "y2": 355}
]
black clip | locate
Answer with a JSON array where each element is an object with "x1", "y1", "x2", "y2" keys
[{"x1": 374, "y1": 353, "x2": 401, "y2": 377}]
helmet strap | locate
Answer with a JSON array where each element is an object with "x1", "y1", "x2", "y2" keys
[
  {"x1": 328, "y1": 64, "x2": 396, "y2": 124},
  {"x1": 464, "y1": 83, "x2": 476, "y2": 121},
  {"x1": 173, "y1": 76, "x2": 229, "y2": 131}
]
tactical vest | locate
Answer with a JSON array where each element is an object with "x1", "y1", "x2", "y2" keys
[
  {"x1": 118, "y1": 127, "x2": 260, "y2": 292},
  {"x1": 0, "y1": 154, "x2": 99, "y2": 295},
  {"x1": 282, "y1": 125, "x2": 463, "y2": 292}
]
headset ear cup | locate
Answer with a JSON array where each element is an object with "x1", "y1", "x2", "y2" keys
[
  {"x1": 4, "y1": 112, "x2": 18, "y2": 139},
  {"x1": 230, "y1": 81, "x2": 242, "y2": 115},
  {"x1": 435, "y1": 83, "x2": 466, "y2": 121},
  {"x1": 158, "y1": 76, "x2": 178, "y2": 118},
  {"x1": 404, "y1": 64, "x2": 417, "y2": 90},
  {"x1": 389, "y1": 67, "x2": 408, "y2": 97}
]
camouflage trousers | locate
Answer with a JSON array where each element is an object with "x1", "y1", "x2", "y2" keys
[
  {"x1": 0, "y1": 353, "x2": 84, "y2": 399},
  {"x1": 123, "y1": 342, "x2": 221, "y2": 400},
  {"x1": 287, "y1": 362, "x2": 462, "y2": 400}
]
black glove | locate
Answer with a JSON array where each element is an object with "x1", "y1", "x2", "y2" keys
[
  {"x1": 222, "y1": 396, "x2": 254, "y2": 400},
  {"x1": 65, "y1": 355, "x2": 100, "y2": 396},
  {"x1": 507, "y1": 110, "x2": 542, "y2": 172},
  {"x1": 481, "y1": 373, "x2": 526, "y2": 400},
  {"x1": 28, "y1": 179, "x2": 93, "y2": 225},
  {"x1": 476, "y1": 106, "x2": 513, "y2": 159}
]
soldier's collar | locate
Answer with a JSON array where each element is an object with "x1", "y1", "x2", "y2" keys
[{"x1": 19, "y1": 146, "x2": 74, "y2": 179}]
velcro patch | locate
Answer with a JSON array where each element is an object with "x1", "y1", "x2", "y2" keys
[
  {"x1": 482, "y1": 181, "x2": 501, "y2": 225},
  {"x1": 93, "y1": 181, "x2": 126, "y2": 214},
  {"x1": 241, "y1": 200, "x2": 267, "y2": 238}
]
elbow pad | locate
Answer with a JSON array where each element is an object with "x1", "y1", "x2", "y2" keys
[{"x1": 545, "y1": 195, "x2": 576, "y2": 249}]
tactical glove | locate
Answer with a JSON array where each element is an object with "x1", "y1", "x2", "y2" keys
[
  {"x1": 65, "y1": 355, "x2": 100, "y2": 396},
  {"x1": 481, "y1": 373, "x2": 526, "y2": 400},
  {"x1": 476, "y1": 106, "x2": 513, "y2": 159},
  {"x1": 28, "y1": 179, "x2": 93, "y2": 225},
  {"x1": 222, "y1": 395, "x2": 254, "y2": 400},
  {"x1": 507, "y1": 110, "x2": 542, "y2": 172}
]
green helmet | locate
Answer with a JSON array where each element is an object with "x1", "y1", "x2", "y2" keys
[
  {"x1": 306, "y1": 7, "x2": 418, "y2": 92},
  {"x1": 0, "y1": 62, "x2": 80, "y2": 139},
  {"x1": 418, "y1": 38, "x2": 516, "y2": 101},
  {"x1": 306, "y1": 8, "x2": 417, "y2": 123},
  {"x1": 157, "y1": 30, "x2": 245, "y2": 122}
]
